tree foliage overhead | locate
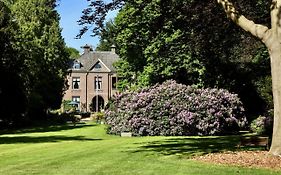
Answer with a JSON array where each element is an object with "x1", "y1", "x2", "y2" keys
[
  {"x1": 78, "y1": 0, "x2": 124, "y2": 37},
  {"x1": 79, "y1": 0, "x2": 270, "y2": 37}
]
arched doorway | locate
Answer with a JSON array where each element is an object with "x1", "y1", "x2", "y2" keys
[{"x1": 90, "y1": 95, "x2": 104, "y2": 112}]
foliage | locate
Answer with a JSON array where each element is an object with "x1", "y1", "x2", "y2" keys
[
  {"x1": 113, "y1": 60, "x2": 137, "y2": 90},
  {"x1": 10, "y1": 0, "x2": 70, "y2": 119},
  {"x1": 0, "y1": 0, "x2": 70, "y2": 126},
  {"x1": 83, "y1": 0, "x2": 272, "y2": 118},
  {"x1": 113, "y1": 0, "x2": 209, "y2": 87},
  {"x1": 250, "y1": 115, "x2": 273, "y2": 136},
  {"x1": 62, "y1": 100, "x2": 73, "y2": 112},
  {"x1": 0, "y1": 1, "x2": 27, "y2": 125},
  {"x1": 65, "y1": 46, "x2": 80, "y2": 59},
  {"x1": 251, "y1": 46, "x2": 272, "y2": 111},
  {"x1": 79, "y1": 0, "x2": 270, "y2": 36},
  {"x1": 91, "y1": 112, "x2": 105, "y2": 123},
  {"x1": 95, "y1": 20, "x2": 116, "y2": 51},
  {"x1": 105, "y1": 80, "x2": 247, "y2": 136}
]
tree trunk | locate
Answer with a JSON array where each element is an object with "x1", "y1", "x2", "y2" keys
[
  {"x1": 217, "y1": 0, "x2": 281, "y2": 156},
  {"x1": 268, "y1": 42, "x2": 281, "y2": 156}
]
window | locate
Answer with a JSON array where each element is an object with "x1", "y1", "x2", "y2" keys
[
  {"x1": 72, "y1": 77, "x2": 80, "y2": 89},
  {"x1": 95, "y1": 76, "x2": 102, "y2": 90},
  {"x1": 73, "y1": 62, "x2": 81, "y2": 69},
  {"x1": 72, "y1": 96, "x2": 80, "y2": 103},
  {"x1": 94, "y1": 62, "x2": 102, "y2": 69},
  {"x1": 72, "y1": 96, "x2": 80, "y2": 110},
  {"x1": 112, "y1": 77, "x2": 117, "y2": 89}
]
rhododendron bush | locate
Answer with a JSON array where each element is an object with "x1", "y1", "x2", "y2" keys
[{"x1": 105, "y1": 80, "x2": 247, "y2": 136}]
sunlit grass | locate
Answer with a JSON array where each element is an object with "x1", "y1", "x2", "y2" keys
[{"x1": 0, "y1": 122, "x2": 279, "y2": 175}]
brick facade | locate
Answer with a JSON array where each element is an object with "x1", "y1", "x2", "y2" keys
[{"x1": 63, "y1": 45, "x2": 119, "y2": 112}]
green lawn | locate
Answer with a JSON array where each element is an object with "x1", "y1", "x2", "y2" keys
[{"x1": 0, "y1": 122, "x2": 279, "y2": 175}]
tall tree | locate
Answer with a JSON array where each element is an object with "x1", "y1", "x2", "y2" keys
[
  {"x1": 217, "y1": 0, "x2": 281, "y2": 157},
  {"x1": 81, "y1": 0, "x2": 271, "y2": 116},
  {"x1": 11, "y1": 0, "x2": 69, "y2": 119},
  {"x1": 0, "y1": 1, "x2": 27, "y2": 125},
  {"x1": 80, "y1": 0, "x2": 279, "y2": 156}
]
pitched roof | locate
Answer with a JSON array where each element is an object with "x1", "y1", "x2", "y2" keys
[{"x1": 70, "y1": 50, "x2": 119, "y2": 72}]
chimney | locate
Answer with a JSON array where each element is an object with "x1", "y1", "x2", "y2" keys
[
  {"x1": 111, "y1": 44, "x2": 116, "y2": 53},
  {"x1": 81, "y1": 44, "x2": 93, "y2": 54}
]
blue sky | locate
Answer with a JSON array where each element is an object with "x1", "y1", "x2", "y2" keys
[{"x1": 56, "y1": 0, "x2": 117, "y2": 52}]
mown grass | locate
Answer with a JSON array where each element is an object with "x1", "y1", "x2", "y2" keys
[{"x1": 0, "y1": 122, "x2": 279, "y2": 175}]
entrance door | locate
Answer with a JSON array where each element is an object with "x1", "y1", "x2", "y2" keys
[{"x1": 91, "y1": 95, "x2": 104, "y2": 112}]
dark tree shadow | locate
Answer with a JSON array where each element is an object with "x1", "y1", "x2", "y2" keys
[
  {"x1": 129, "y1": 136, "x2": 263, "y2": 158},
  {"x1": 0, "y1": 123, "x2": 95, "y2": 135},
  {"x1": 0, "y1": 135, "x2": 102, "y2": 144}
]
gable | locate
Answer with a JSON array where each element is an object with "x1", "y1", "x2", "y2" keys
[{"x1": 90, "y1": 59, "x2": 111, "y2": 72}]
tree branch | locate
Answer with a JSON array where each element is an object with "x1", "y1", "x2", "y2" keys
[
  {"x1": 217, "y1": 0, "x2": 271, "y2": 44},
  {"x1": 77, "y1": 0, "x2": 124, "y2": 38}
]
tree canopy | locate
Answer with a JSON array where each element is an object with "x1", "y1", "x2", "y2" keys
[
  {"x1": 0, "y1": 1, "x2": 27, "y2": 124},
  {"x1": 82, "y1": 0, "x2": 272, "y2": 118},
  {"x1": 0, "y1": 0, "x2": 70, "y2": 126},
  {"x1": 66, "y1": 46, "x2": 80, "y2": 59},
  {"x1": 217, "y1": 0, "x2": 281, "y2": 158},
  {"x1": 95, "y1": 20, "x2": 116, "y2": 51},
  {"x1": 80, "y1": 0, "x2": 281, "y2": 156}
]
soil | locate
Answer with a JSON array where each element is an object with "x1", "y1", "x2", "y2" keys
[{"x1": 193, "y1": 151, "x2": 281, "y2": 170}]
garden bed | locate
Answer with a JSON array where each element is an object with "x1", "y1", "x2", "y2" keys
[{"x1": 194, "y1": 151, "x2": 281, "y2": 170}]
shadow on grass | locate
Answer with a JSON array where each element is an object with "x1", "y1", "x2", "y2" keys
[
  {"x1": 0, "y1": 135, "x2": 102, "y2": 144},
  {"x1": 0, "y1": 123, "x2": 95, "y2": 135},
  {"x1": 130, "y1": 136, "x2": 260, "y2": 158}
]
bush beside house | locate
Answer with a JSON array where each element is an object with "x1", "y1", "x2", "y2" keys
[{"x1": 105, "y1": 80, "x2": 247, "y2": 136}]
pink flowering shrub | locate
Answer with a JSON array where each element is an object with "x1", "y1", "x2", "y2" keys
[{"x1": 105, "y1": 80, "x2": 247, "y2": 136}]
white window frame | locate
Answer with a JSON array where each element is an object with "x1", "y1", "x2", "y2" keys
[
  {"x1": 72, "y1": 77, "x2": 80, "y2": 89},
  {"x1": 72, "y1": 96, "x2": 80, "y2": 110},
  {"x1": 95, "y1": 76, "x2": 102, "y2": 90}
]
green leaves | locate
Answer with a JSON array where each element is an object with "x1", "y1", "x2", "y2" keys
[
  {"x1": 96, "y1": 20, "x2": 117, "y2": 51},
  {"x1": 113, "y1": 0, "x2": 208, "y2": 87},
  {"x1": 91, "y1": 0, "x2": 271, "y2": 116},
  {"x1": 4, "y1": 0, "x2": 70, "y2": 119},
  {"x1": 66, "y1": 47, "x2": 80, "y2": 59}
]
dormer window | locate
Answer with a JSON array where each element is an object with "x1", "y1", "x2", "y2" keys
[
  {"x1": 94, "y1": 62, "x2": 102, "y2": 69},
  {"x1": 73, "y1": 62, "x2": 81, "y2": 69}
]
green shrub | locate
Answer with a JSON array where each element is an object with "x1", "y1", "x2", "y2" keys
[
  {"x1": 62, "y1": 100, "x2": 74, "y2": 112},
  {"x1": 92, "y1": 112, "x2": 105, "y2": 123},
  {"x1": 250, "y1": 114, "x2": 273, "y2": 135}
]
